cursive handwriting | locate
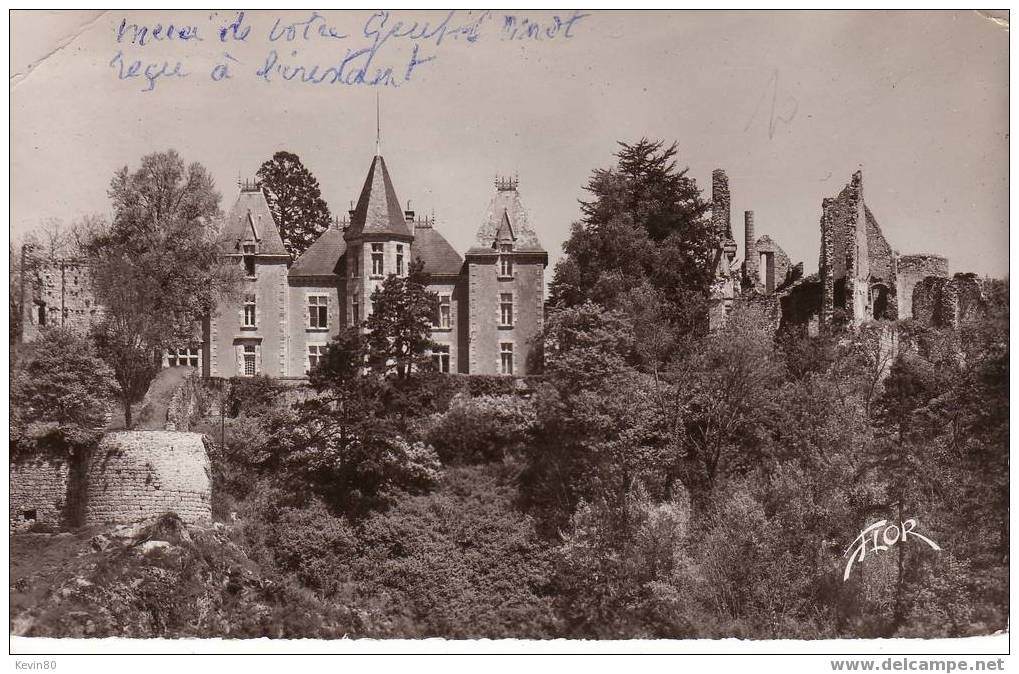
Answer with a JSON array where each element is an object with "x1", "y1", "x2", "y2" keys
[{"x1": 108, "y1": 10, "x2": 588, "y2": 92}]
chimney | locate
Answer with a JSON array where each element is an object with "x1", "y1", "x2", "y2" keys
[
  {"x1": 405, "y1": 200, "x2": 415, "y2": 224},
  {"x1": 711, "y1": 169, "x2": 731, "y2": 238},
  {"x1": 744, "y1": 210, "x2": 758, "y2": 287}
]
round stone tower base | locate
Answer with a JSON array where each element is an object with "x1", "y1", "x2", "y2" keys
[{"x1": 85, "y1": 431, "x2": 212, "y2": 526}]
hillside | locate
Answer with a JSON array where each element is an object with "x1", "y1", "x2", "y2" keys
[{"x1": 10, "y1": 513, "x2": 351, "y2": 638}]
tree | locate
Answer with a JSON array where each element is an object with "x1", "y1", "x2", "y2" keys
[
  {"x1": 256, "y1": 151, "x2": 333, "y2": 260},
  {"x1": 549, "y1": 139, "x2": 716, "y2": 335},
  {"x1": 11, "y1": 327, "x2": 118, "y2": 452},
  {"x1": 83, "y1": 150, "x2": 239, "y2": 428},
  {"x1": 362, "y1": 258, "x2": 439, "y2": 379}
]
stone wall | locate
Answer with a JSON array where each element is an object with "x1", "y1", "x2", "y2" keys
[
  {"x1": 10, "y1": 449, "x2": 77, "y2": 532},
  {"x1": 819, "y1": 172, "x2": 870, "y2": 329},
  {"x1": 896, "y1": 254, "x2": 949, "y2": 320},
  {"x1": 21, "y1": 258, "x2": 100, "y2": 342},
  {"x1": 755, "y1": 235, "x2": 792, "y2": 293},
  {"x1": 85, "y1": 431, "x2": 212, "y2": 526},
  {"x1": 466, "y1": 252, "x2": 545, "y2": 375}
]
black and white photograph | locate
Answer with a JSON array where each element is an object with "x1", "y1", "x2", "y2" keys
[{"x1": 7, "y1": 7, "x2": 1011, "y2": 665}]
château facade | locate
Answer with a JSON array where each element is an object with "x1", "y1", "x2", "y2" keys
[{"x1": 205, "y1": 152, "x2": 548, "y2": 379}]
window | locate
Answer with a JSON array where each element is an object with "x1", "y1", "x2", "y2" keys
[
  {"x1": 396, "y1": 244, "x2": 404, "y2": 276},
  {"x1": 500, "y1": 293, "x2": 513, "y2": 327},
  {"x1": 37, "y1": 303, "x2": 46, "y2": 326},
  {"x1": 166, "y1": 347, "x2": 200, "y2": 368},
  {"x1": 308, "y1": 295, "x2": 328, "y2": 329},
  {"x1": 350, "y1": 252, "x2": 359, "y2": 278},
  {"x1": 352, "y1": 299, "x2": 360, "y2": 325},
  {"x1": 500, "y1": 342, "x2": 514, "y2": 375},
  {"x1": 307, "y1": 344, "x2": 326, "y2": 373},
  {"x1": 243, "y1": 294, "x2": 256, "y2": 328},
  {"x1": 499, "y1": 243, "x2": 513, "y2": 277},
  {"x1": 243, "y1": 244, "x2": 256, "y2": 277},
  {"x1": 439, "y1": 295, "x2": 451, "y2": 329},
  {"x1": 432, "y1": 344, "x2": 450, "y2": 373},
  {"x1": 243, "y1": 344, "x2": 256, "y2": 376},
  {"x1": 371, "y1": 243, "x2": 384, "y2": 276}
]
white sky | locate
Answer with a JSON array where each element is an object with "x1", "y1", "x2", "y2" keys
[{"x1": 10, "y1": 10, "x2": 1009, "y2": 279}]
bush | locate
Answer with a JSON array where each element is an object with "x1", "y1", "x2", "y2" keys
[
  {"x1": 226, "y1": 374, "x2": 282, "y2": 417},
  {"x1": 425, "y1": 393, "x2": 536, "y2": 464}
]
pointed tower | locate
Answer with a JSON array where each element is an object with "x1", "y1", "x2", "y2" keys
[
  {"x1": 343, "y1": 154, "x2": 415, "y2": 327},
  {"x1": 206, "y1": 180, "x2": 290, "y2": 378},
  {"x1": 465, "y1": 176, "x2": 547, "y2": 375}
]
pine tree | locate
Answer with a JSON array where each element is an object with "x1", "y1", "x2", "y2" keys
[
  {"x1": 256, "y1": 151, "x2": 333, "y2": 260},
  {"x1": 549, "y1": 139, "x2": 716, "y2": 336}
]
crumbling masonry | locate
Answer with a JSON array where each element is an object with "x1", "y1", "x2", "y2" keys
[{"x1": 708, "y1": 168, "x2": 985, "y2": 335}]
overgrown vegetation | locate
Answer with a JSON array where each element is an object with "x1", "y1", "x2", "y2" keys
[{"x1": 10, "y1": 140, "x2": 1007, "y2": 639}]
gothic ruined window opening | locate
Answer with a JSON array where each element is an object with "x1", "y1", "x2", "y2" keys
[
  {"x1": 396, "y1": 244, "x2": 404, "y2": 276},
  {"x1": 499, "y1": 243, "x2": 513, "y2": 277},
  {"x1": 243, "y1": 344, "x2": 256, "y2": 376},
  {"x1": 500, "y1": 293, "x2": 514, "y2": 326},
  {"x1": 243, "y1": 244, "x2": 256, "y2": 277},
  {"x1": 432, "y1": 344, "x2": 450, "y2": 373},
  {"x1": 307, "y1": 344, "x2": 326, "y2": 373},
  {"x1": 371, "y1": 243, "x2": 384, "y2": 277},
  {"x1": 36, "y1": 302, "x2": 46, "y2": 326},
  {"x1": 243, "y1": 294, "x2": 256, "y2": 328},
  {"x1": 500, "y1": 342, "x2": 514, "y2": 375},
  {"x1": 308, "y1": 295, "x2": 328, "y2": 329},
  {"x1": 439, "y1": 294, "x2": 451, "y2": 329}
]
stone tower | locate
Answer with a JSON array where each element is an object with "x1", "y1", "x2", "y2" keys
[
  {"x1": 819, "y1": 170, "x2": 870, "y2": 329},
  {"x1": 207, "y1": 181, "x2": 290, "y2": 377},
  {"x1": 343, "y1": 154, "x2": 415, "y2": 328},
  {"x1": 465, "y1": 176, "x2": 547, "y2": 375}
]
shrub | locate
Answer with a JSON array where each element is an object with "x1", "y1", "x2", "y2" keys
[
  {"x1": 226, "y1": 374, "x2": 282, "y2": 417},
  {"x1": 425, "y1": 393, "x2": 536, "y2": 464}
]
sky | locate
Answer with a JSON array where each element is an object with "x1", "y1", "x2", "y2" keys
[{"x1": 10, "y1": 10, "x2": 1010, "y2": 279}]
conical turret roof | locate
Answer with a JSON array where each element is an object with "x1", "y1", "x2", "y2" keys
[{"x1": 344, "y1": 155, "x2": 413, "y2": 240}]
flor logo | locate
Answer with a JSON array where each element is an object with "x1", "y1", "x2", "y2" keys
[{"x1": 843, "y1": 518, "x2": 941, "y2": 582}]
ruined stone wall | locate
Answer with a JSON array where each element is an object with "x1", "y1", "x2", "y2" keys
[
  {"x1": 755, "y1": 235, "x2": 792, "y2": 292},
  {"x1": 819, "y1": 172, "x2": 873, "y2": 328},
  {"x1": 864, "y1": 206, "x2": 898, "y2": 319},
  {"x1": 22, "y1": 259, "x2": 100, "y2": 342},
  {"x1": 896, "y1": 254, "x2": 949, "y2": 320},
  {"x1": 85, "y1": 431, "x2": 212, "y2": 526},
  {"x1": 10, "y1": 449, "x2": 73, "y2": 532},
  {"x1": 911, "y1": 273, "x2": 984, "y2": 330}
]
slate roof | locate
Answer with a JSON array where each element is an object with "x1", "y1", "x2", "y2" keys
[
  {"x1": 218, "y1": 188, "x2": 288, "y2": 256},
  {"x1": 413, "y1": 224, "x2": 464, "y2": 276},
  {"x1": 289, "y1": 227, "x2": 346, "y2": 277},
  {"x1": 469, "y1": 182, "x2": 544, "y2": 255},
  {"x1": 345, "y1": 155, "x2": 414, "y2": 240}
]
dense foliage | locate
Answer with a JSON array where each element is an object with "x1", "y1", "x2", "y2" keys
[
  {"x1": 82, "y1": 150, "x2": 240, "y2": 428},
  {"x1": 11, "y1": 140, "x2": 1007, "y2": 640},
  {"x1": 10, "y1": 327, "x2": 118, "y2": 453}
]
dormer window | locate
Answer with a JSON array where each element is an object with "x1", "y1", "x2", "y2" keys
[
  {"x1": 499, "y1": 243, "x2": 513, "y2": 277},
  {"x1": 243, "y1": 243, "x2": 256, "y2": 277}
]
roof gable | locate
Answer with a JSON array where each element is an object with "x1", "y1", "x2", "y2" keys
[
  {"x1": 470, "y1": 180, "x2": 544, "y2": 254},
  {"x1": 219, "y1": 188, "x2": 288, "y2": 257}
]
